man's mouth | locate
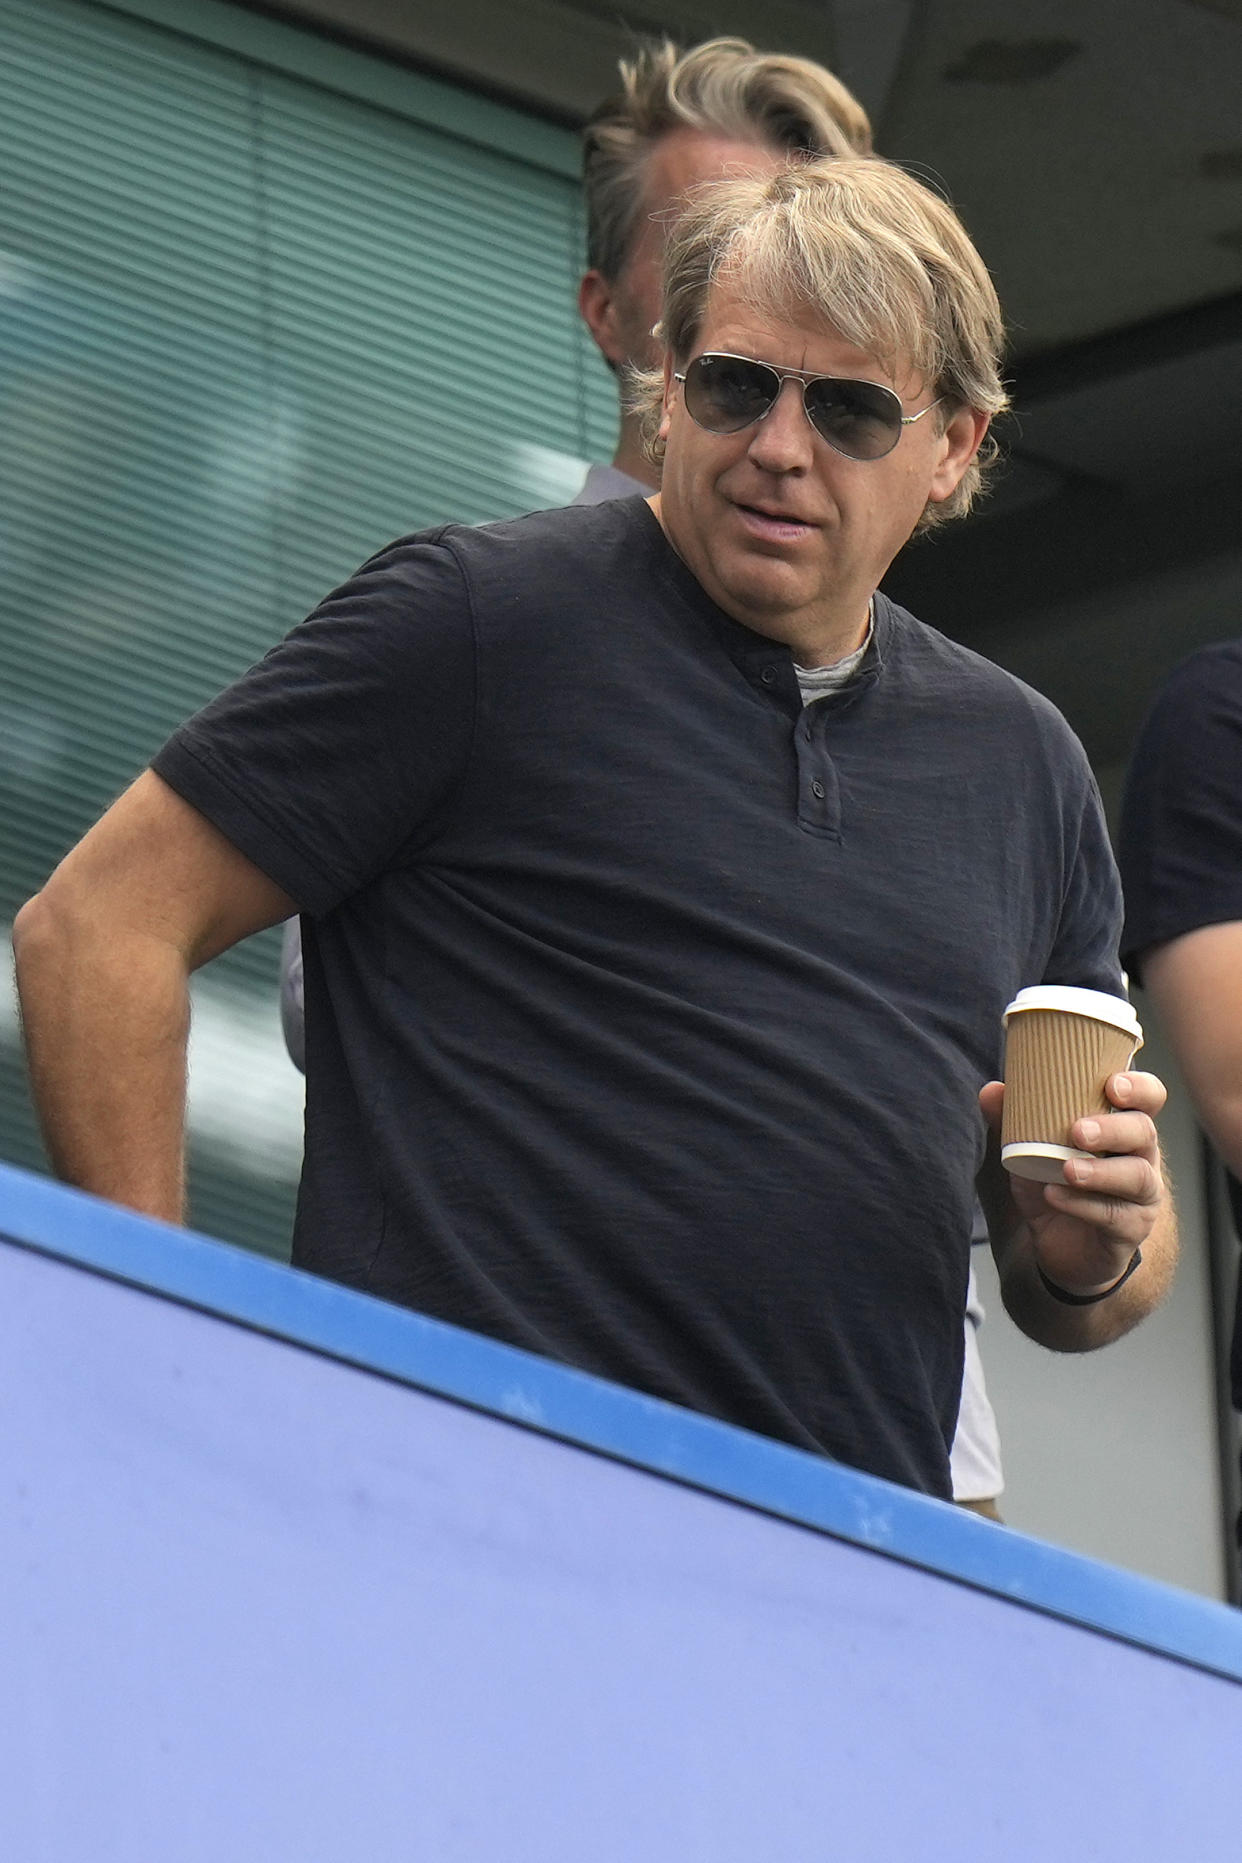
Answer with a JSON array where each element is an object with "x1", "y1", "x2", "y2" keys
[{"x1": 734, "y1": 502, "x2": 816, "y2": 540}]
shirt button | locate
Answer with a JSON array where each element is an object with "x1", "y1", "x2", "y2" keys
[
  {"x1": 759, "y1": 665, "x2": 777, "y2": 686},
  {"x1": 811, "y1": 779, "x2": 826, "y2": 800}
]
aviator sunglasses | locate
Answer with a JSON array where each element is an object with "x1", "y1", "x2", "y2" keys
[{"x1": 673, "y1": 352, "x2": 943, "y2": 462}]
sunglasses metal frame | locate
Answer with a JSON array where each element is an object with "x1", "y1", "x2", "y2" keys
[{"x1": 672, "y1": 351, "x2": 944, "y2": 461}]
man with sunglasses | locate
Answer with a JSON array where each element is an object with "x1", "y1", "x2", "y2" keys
[
  {"x1": 278, "y1": 35, "x2": 1006, "y2": 1518},
  {"x1": 15, "y1": 154, "x2": 1176, "y2": 1503}
]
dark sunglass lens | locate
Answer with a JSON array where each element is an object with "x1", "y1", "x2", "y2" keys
[
  {"x1": 686, "y1": 355, "x2": 780, "y2": 432},
  {"x1": 805, "y1": 378, "x2": 903, "y2": 460}
]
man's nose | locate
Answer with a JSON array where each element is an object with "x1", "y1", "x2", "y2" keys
[{"x1": 746, "y1": 378, "x2": 815, "y2": 471}]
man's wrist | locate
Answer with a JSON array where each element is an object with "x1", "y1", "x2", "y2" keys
[{"x1": 1036, "y1": 1247, "x2": 1143, "y2": 1306}]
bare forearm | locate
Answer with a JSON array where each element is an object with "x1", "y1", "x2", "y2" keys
[
  {"x1": 14, "y1": 892, "x2": 191, "y2": 1221},
  {"x1": 1143, "y1": 930, "x2": 1242, "y2": 1178},
  {"x1": 996, "y1": 1180, "x2": 1178, "y2": 1351},
  {"x1": 13, "y1": 771, "x2": 297, "y2": 1220},
  {"x1": 1197, "y1": 1098, "x2": 1242, "y2": 1184}
]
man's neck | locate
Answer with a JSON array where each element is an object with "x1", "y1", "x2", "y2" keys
[
  {"x1": 795, "y1": 604, "x2": 874, "y2": 674},
  {"x1": 647, "y1": 490, "x2": 873, "y2": 667},
  {"x1": 778, "y1": 610, "x2": 873, "y2": 670}
]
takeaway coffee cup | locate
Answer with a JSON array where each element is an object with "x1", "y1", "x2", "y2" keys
[{"x1": 1001, "y1": 986, "x2": 1144, "y2": 1183}]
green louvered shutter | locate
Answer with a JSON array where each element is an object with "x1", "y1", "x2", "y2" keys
[{"x1": 0, "y1": 0, "x2": 617, "y2": 1256}]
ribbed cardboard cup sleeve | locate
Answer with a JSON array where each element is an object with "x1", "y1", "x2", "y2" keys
[{"x1": 1000, "y1": 988, "x2": 1142, "y2": 1182}]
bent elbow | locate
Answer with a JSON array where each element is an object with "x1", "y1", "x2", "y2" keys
[
  {"x1": 12, "y1": 883, "x2": 94, "y2": 992},
  {"x1": 12, "y1": 890, "x2": 52, "y2": 973}
]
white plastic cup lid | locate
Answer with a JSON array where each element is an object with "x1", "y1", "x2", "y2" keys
[{"x1": 1002, "y1": 985, "x2": 1143, "y2": 1045}]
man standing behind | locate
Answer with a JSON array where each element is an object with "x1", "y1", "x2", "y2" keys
[
  {"x1": 15, "y1": 156, "x2": 1175, "y2": 1502},
  {"x1": 1119, "y1": 643, "x2": 1242, "y2": 1578}
]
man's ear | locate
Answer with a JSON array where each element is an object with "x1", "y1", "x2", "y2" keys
[
  {"x1": 927, "y1": 406, "x2": 990, "y2": 506},
  {"x1": 578, "y1": 270, "x2": 627, "y2": 369},
  {"x1": 657, "y1": 350, "x2": 677, "y2": 442}
]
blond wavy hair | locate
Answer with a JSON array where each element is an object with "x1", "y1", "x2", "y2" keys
[
  {"x1": 582, "y1": 37, "x2": 872, "y2": 284},
  {"x1": 630, "y1": 156, "x2": 1008, "y2": 528}
]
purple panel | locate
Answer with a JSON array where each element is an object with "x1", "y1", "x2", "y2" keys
[{"x1": 0, "y1": 1238, "x2": 1237, "y2": 1862}]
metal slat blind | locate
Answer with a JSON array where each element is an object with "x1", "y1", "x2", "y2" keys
[
  {"x1": 0, "y1": 0, "x2": 617, "y2": 1256},
  {"x1": 258, "y1": 70, "x2": 611, "y2": 613}
]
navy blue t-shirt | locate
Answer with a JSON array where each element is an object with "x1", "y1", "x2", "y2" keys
[{"x1": 154, "y1": 497, "x2": 1123, "y2": 1496}]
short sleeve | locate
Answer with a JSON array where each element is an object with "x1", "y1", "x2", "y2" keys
[
  {"x1": 1118, "y1": 647, "x2": 1242, "y2": 983},
  {"x1": 1042, "y1": 743, "x2": 1126, "y2": 1000},
  {"x1": 152, "y1": 532, "x2": 476, "y2": 916}
]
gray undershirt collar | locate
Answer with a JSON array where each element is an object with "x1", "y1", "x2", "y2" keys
[
  {"x1": 793, "y1": 604, "x2": 875, "y2": 705},
  {"x1": 576, "y1": 466, "x2": 875, "y2": 704}
]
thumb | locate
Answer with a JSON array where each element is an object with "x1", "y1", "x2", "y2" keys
[{"x1": 979, "y1": 1079, "x2": 1004, "y2": 1135}]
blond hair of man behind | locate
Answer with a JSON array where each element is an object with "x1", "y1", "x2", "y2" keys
[{"x1": 583, "y1": 37, "x2": 873, "y2": 286}]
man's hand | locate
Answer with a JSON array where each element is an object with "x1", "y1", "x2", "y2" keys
[{"x1": 977, "y1": 1071, "x2": 1177, "y2": 1349}]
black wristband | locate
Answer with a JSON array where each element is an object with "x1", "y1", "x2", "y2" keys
[{"x1": 1037, "y1": 1246, "x2": 1143, "y2": 1306}]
